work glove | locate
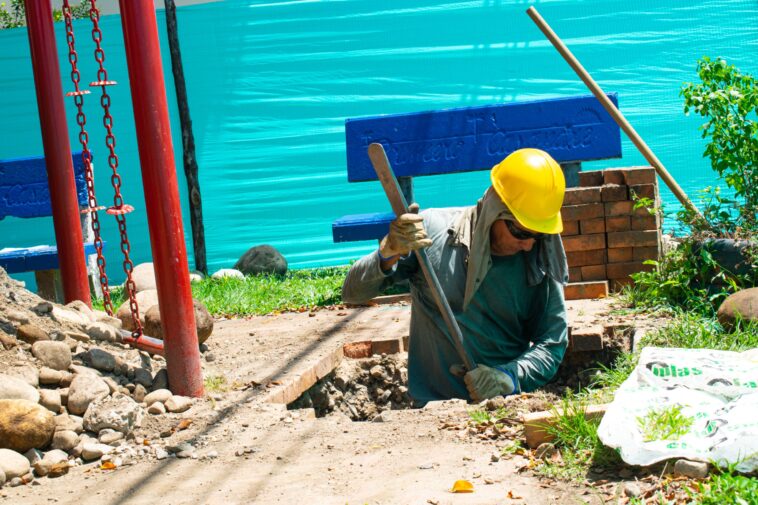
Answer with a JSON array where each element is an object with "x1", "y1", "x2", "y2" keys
[
  {"x1": 378, "y1": 203, "x2": 432, "y2": 259},
  {"x1": 450, "y1": 364, "x2": 516, "y2": 403}
]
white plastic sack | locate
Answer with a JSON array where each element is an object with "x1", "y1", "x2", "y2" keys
[{"x1": 598, "y1": 346, "x2": 758, "y2": 472}]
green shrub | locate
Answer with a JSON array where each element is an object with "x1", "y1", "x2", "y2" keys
[{"x1": 1, "y1": 0, "x2": 90, "y2": 30}]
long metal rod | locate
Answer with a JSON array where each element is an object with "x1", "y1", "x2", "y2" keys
[
  {"x1": 119, "y1": 0, "x2": 203, "y2": 397},
  {"x1": 526, "y1": 6, "x2": 705, "y2": 222},
  {"x1": 24, "y1": 0, "x2": 92, "y2": 306},
  {"x1": 368, "y1": 143, "x2": 476, "y2": 372}
]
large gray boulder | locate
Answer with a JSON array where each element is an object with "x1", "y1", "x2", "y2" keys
[
  {"x1": 0, "y1": 448, "x2": 31, "y2": 480},
  {"x1": 0, "y1": 374, "x2": 39, "y2": 403},
  {"x1": 234, "y1": 245, "x2": 287, "y2": 276},
  {"x1": 718, "y1": 287, "x2": 758, "y2": 331},
  {"x1": 83, "y1": 394, "x2": 143, "y2": 435},
  {"x1": 131, "y1": 262, "x2": 157, "y2": 293},
  {"x1": 0, "y1": 399, "x2": 56, "y2": 452},
  {"x1": 15, "y1": 323, "x2": 49, "y2": 344},
  {"x1": 143, "y1": 299, "x2": 214, "y2": 344},
  {"x1": 116, "y1": 289, "x2": 160, "y2": 331},
  {"x1": 67, "y1": 374, "x2": 110, "y2": 416},
  {"x1": 31, "y1": 341, "x2": 72, "y2": 371}
]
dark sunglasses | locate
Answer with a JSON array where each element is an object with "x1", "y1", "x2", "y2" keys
[{"x1": 505, "y1": 219, "x2": 544, "y2": 240}]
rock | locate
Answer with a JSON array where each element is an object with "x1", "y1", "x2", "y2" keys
[
  {"x1": 58, "y1": 388, "x2": 69, "y2": 405},
  {"x1": 0, "y1": 400, "x2": 55, "y2": 452},
  {"x1": 65, "y1": 300, "x2": 95, "y2": 322},
  {"x1": 33, "y1": 450, "x2": 69, "y2": 477},
  {"x1": 132, "y1": 384, "x2": 147, "y2": 403},
  {"x1": 372, "y1": 411, "x2": 391, "y2": 423},
  {"x1": 535, "y1": 442, "x2": 558, "y2": 461},
  {"x1": 23, "y1": 448, "x2": 42, "y2": 466},
  {"x1": 92, "y1": 311, "x2": 122, "y2": 329},
  {"x1": 39, "y1": 389, "x2": 62, "y2": 413},
  {"x1": 144, "y1": 299, "x2": 214, "y2": 344},
  {"x1": 211, "y1": 268, "x2": 244, "y2": 279},
  {"x1": 83, "y1": 394, "x2": 143, "y2": 435},
  {"x1": 31, "y1": 341, "x2": 71, "y2": 371},
  {"x1": 674, "y1": 459, "x2": 709, "y2": 479},
  {"x1": 144, "y1": 388, "x2": 172, "y2": 405},
  {"x1": 50, "y1": 430, "x2": 79, "y2": 452},
  {"x1": 717, "y1": 287, "x2": 758, "y2": 331},
  {"x1": 15, "y1": 324, "x2": 49, "y2": 344},
  {"x1": 32, "y1": 301, "x2": 53, "y2": 315},
  {"x1": 0, "y1": 332, "x2": 17, "y2": 350},
  {"x1": 133, "y1": 368, "x2": 153, "y2": 389},
  {"x1": 205, "y1": 352, "x2": 216, "y2": 362},
  {"x1": 234, "y1": 245, "x2": 287, "y2": 276},
  {"x1": 67, "y1": 374, "x2": 109, "y2": 415},
  {"x1": 369, "y1": 365, "x2": 385, "y2": 380},
  {"x1": 84, "y1": 322, "x2": 120, "y2": 343},
  {"x1": 65, "y1": 330, "x2": 91, "y2": 343},
  {"x1": 151, "y1": 368, "x2": 169, "y2": 391},
  {"x1": 103, "y1": 376, "x2": 120, "y2": 395},
  {"x1": 154, "y1": 447, "x2": 168, "y2": 460},
  {"x1": 38, "y1": 368, "x2": 63, "y2": 386},
  {"x1": 54, "y1": 414, "x2": 83, "y2": 434},
  {"x1": 0, "y1": 375, "x2": 39, "y2": 403},
  {"x1": 5, "y1": 365, "x2": 39, "y2": 388},
  {"x1": 51, "y1": 306, "x2": 89, "y2": 326},
  {"x1": 81, "y1": 443, "x2": 114, "y2": 461},
  {"x1": 164, "y1": 395, "x2": 192, "y2": 413},
  {"x1": 98, "y1": 429, "x2": 124, "y2": 445},
  {"x1": 622, "y1": 481, "x2": 642, "y2": 498},
  {"x1": 6, "y1": 309, "x2": 31, "y2": 325},
  {"x1": 86, "y1": 348, "x2": 116, "y2": 372},
  {"x1": 189, "y1": 271, "x2": 204, "y2": 283},
  {"x1": 0, "y1": 448, "x2": 31, "y2": 480},
  {"x1": 116, "y1": 289, "x2": 160, "y2": 331},
  {"x1": 0, "y1": 468, "x2": 4, "y2": 487},
  {"x1": 132, "y1": 262, "x2": 157, "y2": 292},
  {"x1": 147, "y1": 402, "x2": 166, "y2": 415}
]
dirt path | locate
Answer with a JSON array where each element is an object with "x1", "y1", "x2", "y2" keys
[{"x1": 4, "y1": 297, "x2": 646, "y2": 504}]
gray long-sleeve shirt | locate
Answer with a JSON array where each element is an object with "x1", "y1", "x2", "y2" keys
[{"x1": 342, "y1": 207, "x2": 568, "y2": 404}]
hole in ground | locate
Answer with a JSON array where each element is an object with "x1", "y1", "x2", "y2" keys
[{"x1": 288, "y1": 324, "x2": 635, "y2": 419}]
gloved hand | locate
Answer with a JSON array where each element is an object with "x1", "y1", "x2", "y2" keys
[
  {"x1": 450, "y1": 364, "x2": 515, "y2": 403},
  {"x1": 379, "y1": 203, "x2": 432, "y2": 259}
]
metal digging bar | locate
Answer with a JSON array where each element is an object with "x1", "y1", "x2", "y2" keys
[
  {"x1": 367, "y1": 143, "x2": 476, "y2": 373},
  {"x1": 526, "y1": 6, "x2": 708, "y2": 227}
]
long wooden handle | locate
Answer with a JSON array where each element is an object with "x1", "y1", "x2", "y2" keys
[
  {"x1": 368, "y1": 143, "x2": 476, "y2": 372},
  {"x1": 526, "y1": 6, "x2": 705, "y2": 223}
]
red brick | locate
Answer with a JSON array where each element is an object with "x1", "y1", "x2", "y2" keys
[
  {"x1": 562, "y1": 233, "x2": 606, "y2": 253},
  {"x1": 607, "y1": 230, "x2": 659, "y2": 248},
  {"x1": 631, "y1": 214, "x2": 660, "y2": 231},
  {"x1": 578, "y1": 170, "x2": 604, "y2": 187},
  {"x1": 608, "y1": 247, "x2": 634, "y2": 263},
  {"x1": 372, "y1": 337, "x2": 402, "y2": 355},
  {"x1": 603, "y1": 169, "x2": 626, "y2": 185},
  {"x1": 624, "y1": 167, "x2": 656, "y2": 185},
  {"x1": 633, "y1": 246, "x2": 660, "y2": 261},
  {"x1": 601, "y1": 184, "x2": 629, "y2": 202},
  {"x1": 606, "y1": 261, "x2": 655, "y2": 279},
  {"x1": 570, "y1": 326, "x2": 604, "y2": 352},
  {"x1": 523, "y1": 404, "x2": 608, "y2": 448},
  {"x1": 630, "y1": 183, "x2": 656, "y2": 200},
  {"x1": 581, "y1": 264, "x2": 607, "y2": 281},
  {"x1": 343, "y1": 341, "x2": 372, "y2": 359},
  {"x1": 569, "y1": 267, "x2": 582, "y2": 283},
  {"x1": 604, "y1": 201, "x2": 650, "y2": 217},
  {"x1": 561, "y1": 203, "x2": 605, "y2": 221},
  {"x1": 564, "y1": 281, "x2": 608, "y2": 300},
  {"x1": 561, "y1": 220, "x2": 579, "y2": 236},
  {"x1": 605, "y1": 215, "x2": 631, "y2": 232},
  {"x1": 402, "y1": 335, "x2": 409, "y2": 351},
  {"x1": 580, "y1": 218, "x2": 605, "y2": 235},
  {"x1": 563, "y1": 187, "x2": 602, "y2": 205},
  {"x1": 566, "y1": 249, "x2": 607, "y2": 267}
]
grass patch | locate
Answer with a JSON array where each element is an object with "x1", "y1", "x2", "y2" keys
[
  {"x1": 641, "y1": 313, "x2": 758, "y2": 352},
  {"x1": 693, "y1": 463, "x2": 758, "y2": 505},
  {"x1": 637, "y1": 404, "x2": 694, "y2": 442},
  {"x1": 203, "y1": 374, "x2": 228, "y2": 393}
]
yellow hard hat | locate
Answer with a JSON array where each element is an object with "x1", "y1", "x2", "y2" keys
[{"x1": 490, "y1": 148, "x2": 565, "y2": 234}]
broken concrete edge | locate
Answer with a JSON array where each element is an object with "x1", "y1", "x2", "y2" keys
[
  {"x1": 262, "y1": 345, "x2": 344, "y2": 405},
  {"x1": 344, "y1": 336, "x2": 407, "y2": 359},
  {"x1": 522, "y1": 403, "x2": 609, "y2": 449}
]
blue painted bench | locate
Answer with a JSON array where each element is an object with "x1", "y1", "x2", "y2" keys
[
  {"x1": 0, "y1": 153, "x2": 101, "y2": 300},
  {"x1": 332, "y1": 94, "x2": 622, "y2": 243}
]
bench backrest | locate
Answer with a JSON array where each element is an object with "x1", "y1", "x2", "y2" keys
[
  {"x1": 0, "y1": 153, "x2": 87, "y2": 220},
  {"x1": 344, "y1": 94, "x2": 622, "y2": 182}
]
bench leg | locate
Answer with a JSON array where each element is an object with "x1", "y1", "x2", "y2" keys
[{"x1": 35, "y1": 269, "x2": 65, "y2": 303}]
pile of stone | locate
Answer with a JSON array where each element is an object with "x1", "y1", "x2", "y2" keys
[
  {"x1": 0, "y1": 266, "x2": 211, "y2": 488},
  {"x1": 291, "y1": 353, "x2": 412, "y2": 421}
]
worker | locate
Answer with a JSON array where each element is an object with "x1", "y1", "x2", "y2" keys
[{"x1": 342, "y1": 148, "x2": 569, "y2": 404}]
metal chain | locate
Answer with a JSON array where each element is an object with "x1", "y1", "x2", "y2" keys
[
  {"x1": 61, "y1": 0, "x2": 114, "y2": 315},
  {"x1": 87, "y1": 0, "x2": 143, "y2": 338}
]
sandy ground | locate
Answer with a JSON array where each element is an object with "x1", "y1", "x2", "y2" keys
[{"x1": 3, "y1": 296, "x2": 651, "y2": 505}]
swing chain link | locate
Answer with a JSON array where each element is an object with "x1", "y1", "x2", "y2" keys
[
  {"x1": 87, "y1": 0, "x2": 143, "y2": 338},
  {"x1": 61, "y1": 0, "x2": 114, "y2": 315}
]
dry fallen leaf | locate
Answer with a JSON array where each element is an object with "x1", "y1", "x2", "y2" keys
[
  {"x1": 100, "y1": 461, "x2": 117, "y2": 470},
  {"x1": 451, "y1": 480, "x2": 474, "y2": 493},
  {"x1": 507, "y1": 490, "x2": 523, "y2": 499},
  {"x1": 176, "y1": 419, "x2": 193, "y2": 431}
]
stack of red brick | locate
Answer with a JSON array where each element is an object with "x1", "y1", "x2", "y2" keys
[{"x1": 561, "y1": 166, "x2": 662, "y2": 299}]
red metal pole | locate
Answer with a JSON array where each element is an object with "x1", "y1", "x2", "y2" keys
[
  {"x1": 24, "y1": 0, "x2": 91, "y2": 306},
  {"x1": 118, "y1": 0, "x2": 203, "y2": 397}
]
